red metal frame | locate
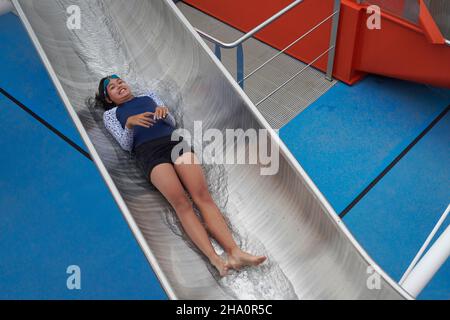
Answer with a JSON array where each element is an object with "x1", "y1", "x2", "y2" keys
[{"x1": 184, "y1": 0, "x2": 450, "y2": 88}]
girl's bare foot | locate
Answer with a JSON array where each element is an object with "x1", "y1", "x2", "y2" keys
[
  {"x1": 210, "y1": 256, "x2": 229, "y2": 277},
  {"x1": 227, "y1": 248, "x2": 267, "y2": 271}
]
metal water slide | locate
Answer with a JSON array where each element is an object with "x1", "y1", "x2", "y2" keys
[{"x1": 13, "y1": 0, "x2": 412, "y2": 299}]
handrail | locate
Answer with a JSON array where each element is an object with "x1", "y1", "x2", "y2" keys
[
  {"x1": 193, "y1": 0, "x2": 341, "y2": 89},
  {"x1": 239, "y1": 10, "x2": 339, "y2": 85},
  {"x1": 400, "y1": 204, "x2": 450, "y2": 286},
  {"x1": 256, "y1": 46, "x2": 334, "y2": 106},
  {"x1": 401, "y1": 222, "x2": 450, "y2": 297},
  {"x1": 194, "y1": 0, "x2": 304, "y2": 49}
]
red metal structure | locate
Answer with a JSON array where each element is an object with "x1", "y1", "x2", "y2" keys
[{"x1": 184, "y1": 0, "x2": 450, "y2": 88}]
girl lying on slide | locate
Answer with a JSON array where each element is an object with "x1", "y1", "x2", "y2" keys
[{"x1": 95, "y1": 75, "x2": 266, "y2": 277}]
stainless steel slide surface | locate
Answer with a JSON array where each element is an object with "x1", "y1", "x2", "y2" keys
[{"x1": 13, "y1": 0, "x2": 411, "y2": 299}]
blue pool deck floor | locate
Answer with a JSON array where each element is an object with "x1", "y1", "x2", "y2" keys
[
  {"x1": 1, "y1": 11, "x2": 449, "y2": 299},
  {"x1": 0, "y1": 12, "x2": 166, "y2": 300},
  {"x1": 281, "y1": 76, "x2": 450, "y2": 300}
]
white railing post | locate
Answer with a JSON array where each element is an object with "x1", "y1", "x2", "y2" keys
[
  {"x1": 400, "y1": 204, "x2": 450, "y2": 284},
  {"x1": 326, "y1": 0, "x2": 341, "y2": 81},
  {"x1": 401, "y1": 223, "x2": 450, "y2": 298}
]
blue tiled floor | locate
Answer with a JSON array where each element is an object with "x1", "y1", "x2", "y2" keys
[
  {"x1": 281, "y1": 76, "x2": 450, "y2": 299},
  {"x1": 281, "y1": 76, "x2": 449, "y2": 214},
  {"x1": 0, "y1": 13, "x2": 166, "y2": 299},
  {"x1": 344, "y1": 112, "x2": 450, "y2": 300}
]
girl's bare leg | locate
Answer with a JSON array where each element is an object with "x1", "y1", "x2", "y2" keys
[
  {"x1": 150, "y1": 163, "x2": 229, "y2": 276},
  {"x1": 174, "y1": 152, "x2": 267, "y2": 271}
]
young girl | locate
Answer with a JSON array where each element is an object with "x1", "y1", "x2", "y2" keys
[{"x1": 96, "y1": 75, "x2": 266, "y2": 277}]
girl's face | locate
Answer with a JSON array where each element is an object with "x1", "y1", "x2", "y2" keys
[{"x1": 105, "y1": 78, "x2": 133, "y2": 105}]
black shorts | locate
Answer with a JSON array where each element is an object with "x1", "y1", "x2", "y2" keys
[{"x1": 134, "y1": 135, "x2": 193, "y2": 182}]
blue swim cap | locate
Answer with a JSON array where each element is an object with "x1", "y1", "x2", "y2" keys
[{"x1": 103, "y1": 74, "x2": 120, "y2": 98}]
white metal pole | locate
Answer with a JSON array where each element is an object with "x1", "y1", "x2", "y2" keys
[
  {"x1": 326, "y1": 0, "x2": 341, "y2": 81},
  {"x1": 400, "y1": 204, "x2": 450, "y2": 284},
  {"x1": 402, "y1": 224, "x2": 450, "y2": 298},
  {"x1": 0, "y1": 0, "x2": 13, "y2": 16}
]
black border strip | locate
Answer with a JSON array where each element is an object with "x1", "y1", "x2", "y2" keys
[
  {"x1": 0, "y1": 87, "x2": 92, "y2": 161},
  {"x1": 339, "y1": 104, "x2": 449, "y2": 218}
]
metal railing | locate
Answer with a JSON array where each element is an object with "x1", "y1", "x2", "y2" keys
[
  {"x1": 400, "y1": 204, "x2": 450, "y2": 297},
  {"x1": 194, "y1": 0, "x2": 341, "y2": 94}
]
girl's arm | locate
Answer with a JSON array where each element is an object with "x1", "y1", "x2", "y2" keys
[
  {"x1": 103, "y1": 108, "x2": 134, "y2": 152},
  {"x1": 147, "y1": 90, "x2": 177, "y2": 128},
  {"x1": 147, "y1": 91, "x2": 165, "y2": 107}
]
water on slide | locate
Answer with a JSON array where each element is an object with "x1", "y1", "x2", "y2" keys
[{"x1": 14, "y1": 0, "x2": 410, "y2": 299}]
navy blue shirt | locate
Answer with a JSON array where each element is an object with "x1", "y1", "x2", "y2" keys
[{"x1": 115, "y1": 96, "x2": 175, "y2": 149}]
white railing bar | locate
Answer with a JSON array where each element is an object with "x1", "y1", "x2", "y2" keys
[
  {"x1": 255, "y1": 45, "x2": 334, "y2": 106},
  {"x1": 195, "y1": 0, "x2": 304, "y2": 49},
  {"x1": 238, "y1": 10, "x2": 338, "y2": 84},
  {"x1": 401, "y1": 224, "x2": 450, "y2": 297},
  {"x1": 399, "y1": 203, "x2": 450, "y2": 285}
]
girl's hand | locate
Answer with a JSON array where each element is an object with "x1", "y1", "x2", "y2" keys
[
  {"x1": 154, "y1": 106, "x2": 169, "y2": 120},
  {"x1": 126, "y1": 112, "x2": 156, "y2": 129}
]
